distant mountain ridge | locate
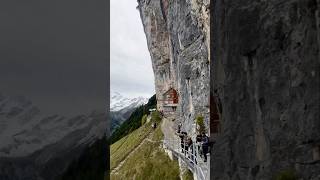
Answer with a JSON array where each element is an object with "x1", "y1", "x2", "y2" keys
[
  {"x1": 110, "y1": 92, "x2": 149, "y2": 133},
  {"x1": 0, "y1": 93, "x2": 106, "y2": 180},
  {"x1": 110, "y1": 91, "x2": 148, "y2": 111},
  {"x1": 110, "y1": 94, "x2": 156, "y2": 144}
]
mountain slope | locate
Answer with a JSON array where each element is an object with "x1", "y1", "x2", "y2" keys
[
  {"x1": 110, "y1": 92, "x2": 149, "y2": 133},
  {"x1": 60, "y1": 136, "x2": 108, "y2": 180},
  {"x1": 0, "y1": 93, "x2": 107, "y2": 180},
  {"x1": 110, "y1": 112, "x2": 180, "y2": 180},
  {"x1": 110, "y1": 94, "x2": 156, "y2": 144},
  {"x1": 110, "y1": 92, "x2": 148, "y2": 112}
]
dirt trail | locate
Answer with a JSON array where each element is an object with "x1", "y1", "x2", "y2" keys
[
  {"x1": 161, "y1": 117, "x2": 179, "y2": 142},
  {"x1": 111, "y1": 130, "x2": 154, "y2": 175},
  {"x1": 112, "y1": 117, "x2": 178, "y2": 175}
]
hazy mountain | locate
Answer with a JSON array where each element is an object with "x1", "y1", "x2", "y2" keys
[
  {"x1": 0, "y1": 93, "x2": 106, "y2": 180},
  {"x1": 110, "y1": 92, "x2": 148, "y2": 133},
  {"x1": 110, "y1": 92, "x2": 148, "y2": 111}
]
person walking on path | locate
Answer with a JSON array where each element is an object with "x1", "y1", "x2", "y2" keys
[
  {"x1": 201, "y1": 132, "x2": 209, "y2": 162},
  {"x1": 196, "y1": 133, "x2": 203, "y2": 157},
  {"x1": 186, "y1": 137, "x2": 193, "y2": 159},
  {"x1": 183, "y1": 134, "x2": 189, "y2": 155},
  {"x1": 177, "y1": 122, "x2": 182, "y2": 133},
  {"x1": 178, "y1": 131, "x2": 187, "y2": 153}
]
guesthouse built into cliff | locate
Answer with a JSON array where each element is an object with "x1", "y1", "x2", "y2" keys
[{"x1": 158, "y1": 88, "x2": 179, "y2": 114}]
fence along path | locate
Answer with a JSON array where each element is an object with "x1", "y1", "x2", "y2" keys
[
  {"x1": 160, "y1": 117, "x2": 209, "y2": 180},
  {"x1": 162, "y1": 139, "x2": 209, "y2": 180}
]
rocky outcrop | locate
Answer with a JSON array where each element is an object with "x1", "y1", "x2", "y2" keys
[
  {"x1": 211, "y1": 0, "x2": 320, "y2": 179},
  {"x1": 138, "y1": 0, "x2": 210, "y2": 136}
]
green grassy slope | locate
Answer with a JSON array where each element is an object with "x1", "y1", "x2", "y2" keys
[
  {"x1": 110, "y1": 124, "x2": 152, "y2": 170},
  {"x1": 110, "y1": 94, "x2": 156, "y2": 144},
  {"x1": 110, "y1": 112, "x2": 180, "y2": 180}
]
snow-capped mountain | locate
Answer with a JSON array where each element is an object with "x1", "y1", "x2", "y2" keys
[
  {"x1": 0, "y1": 93, "x2": 106, "y2": 180},
  {"x1": 0, "y1": 94, "x2": 105, "y2": 158},
  {"x1": 110, "y1": 92, "x2": 149, "y2": 133},
  {"x1": 110, "y1": 92, "x2": 148, "y2": 112}
]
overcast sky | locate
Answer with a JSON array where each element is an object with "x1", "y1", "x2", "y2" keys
[
  {"x1": 110, "y1": 0, "x2": 155, "y2": 98},
  {"x1": 0, "y1": 0, "x2": 107, "y2": 116}
]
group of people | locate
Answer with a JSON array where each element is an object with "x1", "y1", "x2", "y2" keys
[{"x1": 176, "y1": 123, "x2": 210, "y2": 162}]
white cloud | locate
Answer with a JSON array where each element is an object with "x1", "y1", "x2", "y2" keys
[{"x1": 110, "y1": 0, "x2": 155, "y2": 98}]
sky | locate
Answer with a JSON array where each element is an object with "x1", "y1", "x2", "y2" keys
[
  {"x1": 0, "y1": 0, "x2": 107, "y2": 116},
  {"x1": 110, "y1": 0, "x2": 155, "y2": 98}
]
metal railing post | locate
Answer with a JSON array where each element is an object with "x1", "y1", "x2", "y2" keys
[{"x1": 163, "y1": 138, "x2": 208, "y2": 180}]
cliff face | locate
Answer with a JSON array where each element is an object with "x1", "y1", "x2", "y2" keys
[
  {"x1": 139, "y1": 0, "x2": 320, "y2": 179},
  {"x1": 138, "y1": 0, "x2": 210, "y2": 135},
  {"x1": 211, "y1": 0, "x2": 320, "y2": 179}
]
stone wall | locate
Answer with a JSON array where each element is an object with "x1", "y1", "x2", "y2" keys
[{"x1": 211, "y1": 0, "x2": 320, "y2": 179}]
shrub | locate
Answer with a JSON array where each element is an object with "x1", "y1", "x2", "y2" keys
[
  {"x1": 275, "y1": 169, "x2": 298, "y2": 180},
  {"x1": 141, "y1": 114, "x2": 148, "y2": 125},
  {"x1": 151, "y1": 111, "x2": 161, "y2": 123},
  {"x1": 195, "y1": 115, "x2": 206, "y2": 134}
]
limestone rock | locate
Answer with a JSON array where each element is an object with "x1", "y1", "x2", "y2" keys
[
  {"x1": 138, "y1": 0, "x2": 210, "y2": 137},
  {"x1": 211, "y1": 0, "x2": 320, "y2": 179}
]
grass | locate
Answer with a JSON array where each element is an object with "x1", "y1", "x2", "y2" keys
[
  {"x1": 110, "y1": 124, "x2": 152, "y2": 170},
  {"x1": 110, "y1": 94, "x2": 156, "y2": 144},
  {"x1": 111, "y1": 117, "x2": 180, "y2": 180},
  {"x1": 274, "y1": 169, "x2": 298, "y2": 180},
  {"x1": 141, "y1": 114, "x2": 148, "y2": 125},
  {"x1": 182, "y1": 169, "x2": 194, "y2": 180}
]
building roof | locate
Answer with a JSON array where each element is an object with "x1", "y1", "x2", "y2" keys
[{"x1": 163, "y1": 87, "x2": 177, "y2": 95}]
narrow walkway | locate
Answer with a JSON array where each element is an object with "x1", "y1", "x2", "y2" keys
[
  {"x1": 161, "y1": 116, "x2": 178, "y2": 143},
  {"x1": 163, "y1": 139, "x2": 209, "y2": 180},
  {"x1": 161, "y1": 117, "x2": 210, "y2": 180}
]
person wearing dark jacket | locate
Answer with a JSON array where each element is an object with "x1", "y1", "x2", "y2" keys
[
  {"x1": 201, "y1": 132, "x2": 209, "y2": 162},
  {"x1": 186, "y1": 137, "x2": 193, "y2": 159},
  {"x1": 178, "y1": 132, "x2": 187, "y2": 153},
  {"x1": 183, "y1": 135, "x2": 189, "y2": 155},
  {"x1": 177, "y1": 123, "x2": 182, "y2": 133},
  {"x1": 196, "y1": 133, "x2": 202, "y2": 157}
]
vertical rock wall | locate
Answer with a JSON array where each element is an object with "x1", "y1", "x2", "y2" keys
[
  {"x1": 138, "y1": 0, "x2": 210, "y2": 135},
  {"x1": 211, "y1": 0, "x2": 320, "y2": 179}
]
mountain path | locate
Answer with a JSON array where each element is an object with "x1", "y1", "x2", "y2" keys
[
  {"x1": 161, "y1": 116, "x2": 178, "y2": 143},
  {"x1": 111, "y1": 117, "x2": 176, "y2": 175},
  {"x1": 111, "y1": 129, "x2": 155, "y2": 175}
]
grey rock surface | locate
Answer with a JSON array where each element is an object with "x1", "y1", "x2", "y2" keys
[
  {"x1": 139, "y1": 0, "x2": 320, "y2": 179},
  {"x1": 211, "y1": 0, "x2": 320, "y2": 179},
  {"x1": 138, "y1": 0, "x2": 210, "y2": 138}
]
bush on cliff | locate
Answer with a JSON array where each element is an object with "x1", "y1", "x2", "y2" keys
[{"x1": 195, "y1": 115, "x2": 206, "y2": 134}]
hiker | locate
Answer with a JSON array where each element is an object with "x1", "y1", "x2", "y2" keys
[
  {"x1": 186, "y1": 137, "x2": 193, "y2": 159},
  {"x1": 177, "y1": 122, "x2": 182, "y2": 133},
  {"x1": 179, "y1": 132, "x2": 187, "y2": 153},
  {"x1": 201, "y1": 132, "x2": 209, "y2": 162},
  {"x1": 196, "y1": 133, "x2": 203, "y2": 157},
  {"x1": 160, "y1": 110, "x2": 164, "y2": 117},
  {"x1": 183, "y1": 135, "x2": 189, "y2": 155},
  {"x1": 152, "y1": 122, "x2": 157, "y2": 129}
]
